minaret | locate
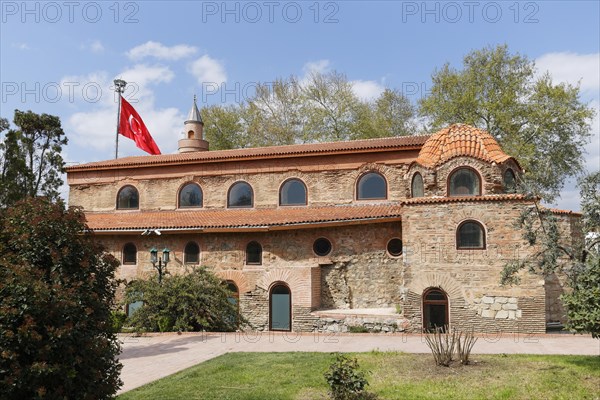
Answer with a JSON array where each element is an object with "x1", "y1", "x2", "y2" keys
[{"x1": 178, "y1": 95, "x2": 209, "y2": 153}]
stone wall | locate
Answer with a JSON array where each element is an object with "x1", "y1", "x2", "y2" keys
[
  {"x1": 68, "y1": 151, "x2": 418, "y2": 212},
  {"x1": 399, "y1": 199, "x2": 548, "y2": 333},
  {"x1": 320, "y1": 253, "x2": 403, "y2": 309},
  {"x1": 77, "y1": 147, "x2": 578, "y2": 334},
  {"x1": 313, "y1": 313, "x2": 410, "y2": 333},
  {"x1": 406, "y1": 156, "x2": 519, "y2": 198},
  {"x1": 105, "y1": 222, "x2": 404, "y2": 325}
]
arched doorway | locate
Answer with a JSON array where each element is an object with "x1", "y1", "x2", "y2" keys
[
  {"x1": 270, "y1": 283, "x2": 291, "y2": 331},
  {"x1": 423, "y1": 288, "x2": 449, "y2": 332}
]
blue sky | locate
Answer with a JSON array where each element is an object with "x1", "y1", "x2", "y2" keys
[{"x1": 1, "y1": 1, "x2": 599, "y2": 210}]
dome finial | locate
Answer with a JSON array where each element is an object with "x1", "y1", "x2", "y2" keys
[{"x1": 186, "y1": 95, "x2": 203, "y2": 124}]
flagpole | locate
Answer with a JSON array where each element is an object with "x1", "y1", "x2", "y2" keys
[{"x1": 113, "y1": 79, "x2": 127, "y2": 159}]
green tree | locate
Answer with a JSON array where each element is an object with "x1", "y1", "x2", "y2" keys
[
  {"x1": 419, "y1": 45, "x2": 594, "y2": 202},
  {"x1": 0, "y1": 198, "x2": 122, "y2": 399},
  {"x1": 125, "y1": 267, "x2": 244, "y2": 332},
  {"x1": 0, "y1": 110, "x2": 68, "y2": 207},
  {"x1": 561, "y1": 172, "x2": 600, "y2": 338},
  {"x1": 301, "y1": 71, "x2": 362, "y2": 142},
  {"x1": 202, "y1": 72, "x2": 417, "y2": 150},
  {"x1": 371, "y1": 88, "x2": 416, "y2": 138},
  {"x1": 502, "y1": 172, "x2": 600, "y2": 338},
  {"x1": 202, "y1": 104, "x2": 248, "y2": 150},
  {"x1": 244, "y1": 77, "x2": 305, "y2": 147}
]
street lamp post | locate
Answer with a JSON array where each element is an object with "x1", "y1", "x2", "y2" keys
[{"x1": 150, "y1": 247, "x2": 170, "y2": 284}]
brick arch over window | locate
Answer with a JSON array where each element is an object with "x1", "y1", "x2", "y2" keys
[
  {"x1": 256, "y1": 269, "x2": 309, "y2": 306},
  {"x1": 214, "y1": 270, "x2": 252, "y2": 294},
  {"x1": 408, "y1": 272, "x2": 464, "y2": 301}
]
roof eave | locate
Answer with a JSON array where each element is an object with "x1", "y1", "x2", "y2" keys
[{"x1": 85, "y1": 215, "x2": 402, "y2": 234}]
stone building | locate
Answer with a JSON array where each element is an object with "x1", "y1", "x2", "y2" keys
[{"x1": 66, "y1": 99, "x2": 579, "y2": 334}]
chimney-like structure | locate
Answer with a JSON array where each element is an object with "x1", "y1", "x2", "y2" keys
[{"x1": 178, "y1": 95, "x2": 209, "y2": 153}]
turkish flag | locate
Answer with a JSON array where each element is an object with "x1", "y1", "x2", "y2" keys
[{"x1": 119, "y1": 96, "x2": 161, "y2": 155}]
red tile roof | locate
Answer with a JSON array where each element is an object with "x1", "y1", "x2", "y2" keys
[
  {"x1": 83, "y1": 195, "x2": 540, "y2": 233},
  {"x1": 546, "y1": 208, "x2": 582, "y2": 216},
  {"x1": 402, "y1": 193, "x2": 528, "y2": 205},
  {"x1": 415, "y1": 124, "x2": 514, "y2": 168},
  {"x1": 84, "y1": 204, "x2": 402, "y2": 232},
  {"x1": 67, "y1": 135, "x2": 430, "y2": 172}
]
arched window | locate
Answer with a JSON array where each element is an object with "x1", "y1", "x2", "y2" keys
[
  {"x1": 456, "y1": 220, "x2": 486, "y2": 249},
  {"x1": 179, "y1": 183, "x2": 203, "y2": 208},
  {"x1": 504, "y1": 169, "x2": 516, "y2": 192},
  {"x1": 279, "y1": 179, "x2": 307, "y2": 206},
  {"x1": 123, "y1": 243, "x2": 137, "y2": 265},
  {"x1": 411, "y1": 173, "x2": 424, "y2": 198},
  {"x1": 448, "y1": 167, "x2": 481, "y2": 196},
  {"x1": 184, "y1": 242, "x2": 200, "y2": 264},
  {"x1": 246, "y1": 241, "x2": 262, "y2": 265},
  {"x1": 117, "y1": 185, "x2": 139, "y2": 209},
  {"x1": 313, "y1": 237, "x2": 332, "y2": 257},
  {"x1": 228, "y1": 182, "x2": 253, "y2": 208},
  {"x1": 357, "y1": 172, "x2": 387, "y2": 200}
]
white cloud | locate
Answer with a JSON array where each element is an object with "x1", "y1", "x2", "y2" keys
[
  {"x1": 536, "y1": 52, "x2": 600, "y2": 92},
  {"x1": 119, "y1": 64, "x2": 174, "y2": 88},
  {"x1": 351, "y1": 80, "x2": 385, "y2": 101},
  {"x1": 302, "y1": 59, "x2": 331, "y2": 75},
  {"x1": 79, "y1": 40, "x2": 105, "y2": 53},
  {"x1": 90, "y1": 40, "x2": 104, "y2": 53},
  {"x1": 188, "y1": 55, "x2": 227, "y2": 85},
  {"x1": 12, "y1": 42, "x2": 29, "y2": 50},
  {"x1": 66, "y1": 100, "x2": 184, "y2": 155},
  {"x1": 127, "y1": 41, "x2": 197, "y2": 61},
  {"x1": 62, "y1": 66, "x2": 183, "y2": 158}
]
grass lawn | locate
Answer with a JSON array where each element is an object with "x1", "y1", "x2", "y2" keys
[{"x1": 118, "y1": 352, "x2": 600, "y2": 400}]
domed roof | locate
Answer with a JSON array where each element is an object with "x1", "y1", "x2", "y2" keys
[{"x1": 415, "y1": 124, "x2": 514, "y2": 168}]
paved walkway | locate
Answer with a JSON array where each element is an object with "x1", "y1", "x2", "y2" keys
[{"x1": 117, "y1": 331, "x2": 599, "y2": 394}]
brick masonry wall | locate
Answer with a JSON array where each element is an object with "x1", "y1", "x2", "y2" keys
[
  {"x1": 406, "y1": 157, "x2": 520, "y2": 198},
  {"x1": 400, "y1": 199, "x2": 548, "y2": 334},
  {"x1": 74, "y1": 148, "x2": 576, "y2": 333},
  {"x1": 105, "y1": 222, "x2": 403, "y2": 327},
  {"x1": 68, "y1": 152, "x2": 417, "y2": 212}
]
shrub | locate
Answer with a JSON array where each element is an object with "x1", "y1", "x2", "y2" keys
[
  {"x1": 423, "y1": 326, "x2": 479, "y2": 366},
  {"x1": 456, "y1": 329, "x2": 478, "y2": 365},
  {"x1": 348, "y1": 325, "x2": 370, "y2": 333},
  {"x1": 0, "y1": 198, "x2": 122, "y2": 399},
  {"x1": 125, "y1": 267, "x2": 245, "y2": 332},
  {"x1": 324, "y1": 353, "x2": 378, "y2": 400},
  {"x1": 111, "y1": 310, "x2": 128, "y2": 333},
  {"x1": 423, "y1": 326, "x2": 456, "y2": 366}
]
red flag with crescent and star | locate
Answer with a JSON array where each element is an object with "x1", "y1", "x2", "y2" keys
[{"x1": 118, "y1": 96, "x2": 161, "y2": 155}]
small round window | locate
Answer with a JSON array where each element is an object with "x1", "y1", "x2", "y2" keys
[
  {"x1": 387, "y1": 238, "x2": 403, "y2": 256},
  {"x1": 313, "y1": 237, "x2": 332, "y2": 256}
]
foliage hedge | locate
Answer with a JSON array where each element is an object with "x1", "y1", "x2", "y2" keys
[{"x1": 0, "y1": 198, "x2": 122, "y2": 399}]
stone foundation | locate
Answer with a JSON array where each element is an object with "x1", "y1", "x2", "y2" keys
[{"x1": 312, "y1": 311, "x2": 410, "y2": 333}]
